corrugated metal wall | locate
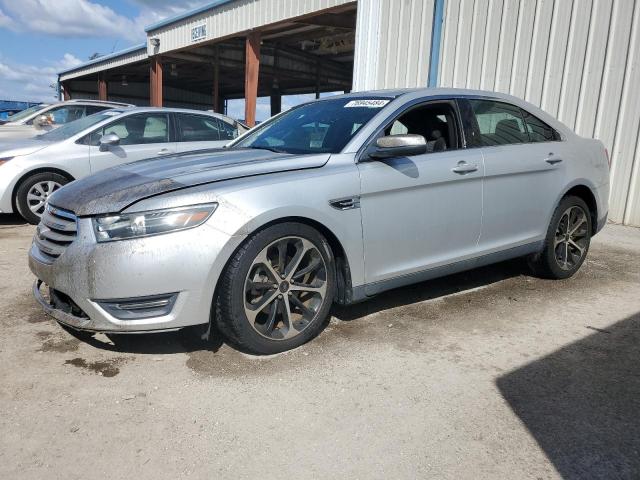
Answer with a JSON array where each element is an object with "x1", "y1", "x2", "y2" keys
[
  {"x1": 437, "y1": 0, "x2": 640, "y2": 226},
  {"x1": 353, "y1": 0, "x2": 435, "y2": 91}
]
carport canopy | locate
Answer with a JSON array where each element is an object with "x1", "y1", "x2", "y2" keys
[{"x1": 58, "y1": 0, "x2": 357, "y2": 126}]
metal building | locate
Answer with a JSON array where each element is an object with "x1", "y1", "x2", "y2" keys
[{"x1": 58, "y1": 0, "x2": 640, "y2": 226}]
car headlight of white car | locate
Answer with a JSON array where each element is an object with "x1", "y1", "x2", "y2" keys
[{"x1": 92, "y1": 203, "x2": 218, "y2": 242}]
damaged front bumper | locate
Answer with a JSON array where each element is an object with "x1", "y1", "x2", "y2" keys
[{"x1": 28, "y1": 216, "x2": 245, "y2": 333}]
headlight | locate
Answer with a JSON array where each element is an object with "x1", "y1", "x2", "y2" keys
[
  {"x1": 0, "y1": 157, "x2": 13, "y2": 166},
  {"x1": 92, "y1": 203, "x2": 217, "y2": 242}
]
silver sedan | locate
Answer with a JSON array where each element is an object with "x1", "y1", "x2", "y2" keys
[{"x1": 28, "y1": 88, "x2": 610, "y2": 354}]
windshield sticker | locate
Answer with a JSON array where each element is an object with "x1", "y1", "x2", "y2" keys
[{"x1": 344, "y1": 99, "x2": 390, "y2": 108}]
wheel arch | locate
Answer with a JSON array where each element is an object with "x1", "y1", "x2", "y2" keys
[
  {"x1": 218, "y1": 214, "x2": 356, "y2": 307},
  {"x1": 562, "y1": 183, "x2": 598, "y2": 235},
  {"x1": 11, "y1": 167, "x2": 75, "y2": 211}
]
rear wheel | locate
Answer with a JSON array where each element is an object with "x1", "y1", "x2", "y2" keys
[
  {"x1": 15, "y1": 172, "x2": 69, "y2": 224},
  {"x1": 529, "y1": 195, "x2": 592, "y2": 279},
  {"x1": 215, "y1": 223, "x2": 336, "y2": 355}
]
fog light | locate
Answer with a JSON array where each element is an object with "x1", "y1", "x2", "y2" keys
[{"x1": 97, "y1": 293, "x2": 178, "y2": 320}]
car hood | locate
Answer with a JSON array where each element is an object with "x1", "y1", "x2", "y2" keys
[
  {"x1": 0, "y1": 138, "x2": 52, "y2": 157},
  {"x1": 50, "y1": 148, "x2": 331, "y2": 216}
]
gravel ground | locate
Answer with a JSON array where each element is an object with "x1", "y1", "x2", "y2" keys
[{"x1": 1, "y1": 214, "x2": 639, "y2": 480}]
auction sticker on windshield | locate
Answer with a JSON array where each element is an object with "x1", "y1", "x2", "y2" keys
[{"x1": 344, "y1": 99, "x2": 390, "y2": 108}]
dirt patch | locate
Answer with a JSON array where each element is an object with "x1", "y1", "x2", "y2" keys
[
  {"x1": 186, "y1": 347, "x2": 295, "y2": 378},
  {"x1": 40, "y1": 336, "x2": 80, "y2": 353},
  {"x1": 64, "y1": 357, "x2": 126, "y2": 377}
]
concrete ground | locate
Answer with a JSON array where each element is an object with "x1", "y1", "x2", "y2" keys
[{"x1": 0, "y1": 214, "x2": 639, "y2": 480}]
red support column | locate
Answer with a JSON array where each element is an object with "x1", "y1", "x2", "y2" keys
[
  {"x1": 244, "y1": 32, "x2": 261, "y2": 127},
  {"x1": 98, "y1": 73, "x2": 108, "y2": 101},
  {"x1": 150, "y1": 56, "x2": 163, "y2": 107}
]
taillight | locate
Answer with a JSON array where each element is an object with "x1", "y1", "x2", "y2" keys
[{"x1": 605, "y1": 148, "x2": 610, "y2": 168}]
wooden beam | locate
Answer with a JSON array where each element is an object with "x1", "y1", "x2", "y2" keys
[
  {"x1": 150, "y1": 56, "x2": 163, "y2": 107},
  {"x1": 98, "y1": 73, "x2": 108, "y2": 101},
  {"x1": 244, "y1": 32, "x2": 260, "y2": 127}
]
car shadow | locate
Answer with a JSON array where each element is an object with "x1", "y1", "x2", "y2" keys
[
  {"x1": 496, "y1": 313, "x2": 640, "y2": 479},
  {"x1": 331, "y1": 257, "x2": 528, "y2": 321},
  {"x1": 0, "y1": 213, "x2": 26, "y2": 226},
  {"x1": 62, "y1": 323, "x2": 224, "y2": 355},
  {"x1": 68, "y1": 257, "x2": 528, "y2": 355}
]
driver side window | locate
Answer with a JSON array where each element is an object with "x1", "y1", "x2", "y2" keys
[
  {"x1": 384, "y1": 102, "x2": 460, "y2": 153},
  {"x1": 86, "y1": 113, "x2": 169, "y2": 146}
]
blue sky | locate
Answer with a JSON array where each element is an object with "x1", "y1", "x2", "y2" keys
[
  {"x1": 0, "y1": 0, "x2": 213, "y2": 102},
  {"x1": 0, "y1": 0, "x2": 339, "y2": 121}
]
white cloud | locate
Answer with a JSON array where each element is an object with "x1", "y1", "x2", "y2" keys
[
  {"x1": 0, "y1": 7, "x2": 12, "y2": 29},
  {"x1": 0, "y1": 53, "x2": 82, "y2": 101},
  {"x1": 0, "y1": 0, "x2": 210, "y2": 41},
  {"x1": 0, "y1": 0, "x2": 141, "y2": 41}
]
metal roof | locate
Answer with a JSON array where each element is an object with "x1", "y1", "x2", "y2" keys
[
  {"x1": 58, "y1": 43, "x2": 147, "y2": 76},
  {"x1": 144, "y1": 0, "x2": 235, "y2": 32}
]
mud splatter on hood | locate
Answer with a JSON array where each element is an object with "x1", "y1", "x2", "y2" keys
[{"x1": 49, "y1": 148, "x2": 330, "y2": 216}]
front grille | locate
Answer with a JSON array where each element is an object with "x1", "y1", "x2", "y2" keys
[{"x1": 34, "y1": 204, "x2": 78, "y2": 260}]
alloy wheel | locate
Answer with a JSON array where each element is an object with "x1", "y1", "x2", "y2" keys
[
  {"x1": 243, "y1": 236, "x2": 328, "y2": 340},
  {"x1": 27, "y1": 181, "x2": 62, "y2": 217},
  {"x1": 554, "y1": 205, "x2": 589, "y2": 270}
]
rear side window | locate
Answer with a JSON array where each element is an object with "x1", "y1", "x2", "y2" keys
[
  {"x1": 469, "y1": 100, "x2": 527, "y2": 146},
  {"x1": 176, "y1": 114, "x2": 221, "y2": 142},
  {"x1": 522, "y1": 110, "x2": 561, "y2": 142},
  {"x1": 468, "y1": 99, "x2": 560, "y2": 146},
  {"x1": 85, "y1": 105, "x2": 111, "y2": 115},
  {"x1": 217, "y1": 118, "x2": 239, "y2": 140}
]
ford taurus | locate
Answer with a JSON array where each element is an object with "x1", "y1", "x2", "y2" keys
[{"x1": 28, "y1": 89, "x2": 610, "y2": 354}]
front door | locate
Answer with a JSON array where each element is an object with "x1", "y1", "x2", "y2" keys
[
  {"x1": 358, "y1": 100, "x2": 484, "y2": 287},
  {"x1": 88, "y1": 112, "x2": 175, "y2": 173}
]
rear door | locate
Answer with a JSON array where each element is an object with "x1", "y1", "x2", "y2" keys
[
  {"x1": 175, "y1": 113, "x2": 231, "y2": 153},
  {"x1": 87, "y1": 112, "x2": 175, "y2": 173},
  {"x1": 358, "y1": 99, "x2": 484, "y2": 286},
  {"x1": 462, "y1": 98, "x2": 566, "y2": 252}
]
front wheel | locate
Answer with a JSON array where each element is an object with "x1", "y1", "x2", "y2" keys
[
  {"x1": 215, "y1": 223, "x2": 336, "y2": 355},
  {"x1": 529, "y1": 195, "x2": 592, "y2": 279},
  {"x1": 15, "y1": 172, "x2": 69, "y2": 224}
]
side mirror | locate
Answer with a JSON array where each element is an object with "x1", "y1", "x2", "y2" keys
[
  {"x1": 99, "y1": 132, "x2": 120, "y2": 151},
  {"x1": 33, "y1": 114, "x2": 50, "y2": 129},
  {"x1": 369, "y1": 134, "x2": 427, "y2": 159}
]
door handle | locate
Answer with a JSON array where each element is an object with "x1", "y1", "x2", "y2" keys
[
  {"x1": 157, "y1": 148, "x2": 171, "y2": 155},
  {"x1": 545, "y1": 153, "x2": 563, "y2": 165},
  {"x1": 451, "y1": 162, "x2": 479, "y2": 174}
]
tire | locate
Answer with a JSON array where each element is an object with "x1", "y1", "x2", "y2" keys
[
  {"x1": 15, "y1": 172, "x2": 69, "y2": 224},
  {"x1": 215, "y1": 222, "x2": 336, "y2": 355},
  {"x1": 529, "y1": 195, "x2": 592, "y2": 279}
]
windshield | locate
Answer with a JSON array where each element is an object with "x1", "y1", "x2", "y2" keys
[
  {"x1": 5, "y1": 104, "x2": 47, "y2": 123},
  {"x1": 36, "y1": 111, "x2": 123, "y2": 142},
  {"x1": 233, "y1": 97, "x2": 392, "y2": 154}
]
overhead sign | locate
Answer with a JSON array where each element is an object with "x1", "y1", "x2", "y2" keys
[{"x1": 191, "y1": 24, "x2": 207, "y2": 42}]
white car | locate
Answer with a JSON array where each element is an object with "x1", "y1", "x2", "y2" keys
[
  {"x1": 0, "y1": 107, "x2": 247, "y2": 223},
  {"x1": 0, "y1": 100, "x2": 132, "y2": 141}
]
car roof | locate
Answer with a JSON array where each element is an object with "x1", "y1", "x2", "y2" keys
[
  {"x1": 48, "y1": 99, "x2": 133, "y2": 108},
  {"x1": 112, "y1": 107, "x2": 238, "y2": 123}
]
